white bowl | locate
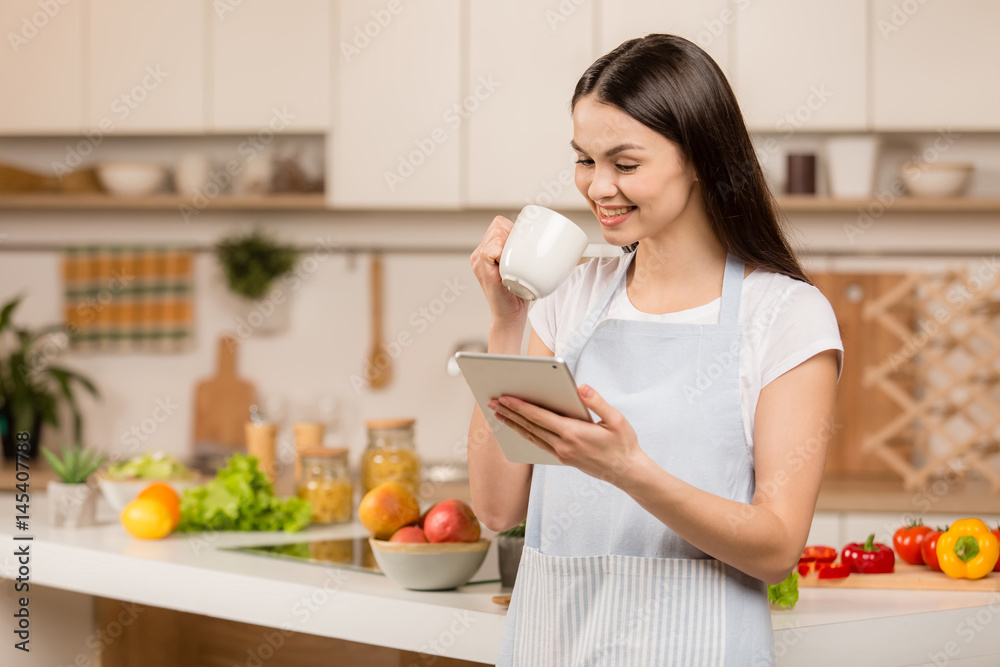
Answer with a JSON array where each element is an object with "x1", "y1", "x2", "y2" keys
[
  {"x1": 96, "y1": 162, "x2": 167, "y2": 196},
  {"x1": 97, "y1": 478, "x2": 201, "y2": 514},
  {"x1": 369, "y1": 538, "x2": 490, "y2": 591},
  {"x1": 900, "y1": 161, "x2": 974, "y2": 198}
]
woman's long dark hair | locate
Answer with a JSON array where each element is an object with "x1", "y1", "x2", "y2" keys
[{"x1": 572, "y1": 34, "x2": 811, "y2": 285}]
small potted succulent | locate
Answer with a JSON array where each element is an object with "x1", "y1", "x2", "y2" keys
[
  {"x1": 497, "y1": 519, "x2": 526, "y2": 589},
  {"x1": 42, "y1": 445, "x2": 106, "y2": 528},
  {"x1": 214, "y1": 229, "x2": 298, "y2": 334}
]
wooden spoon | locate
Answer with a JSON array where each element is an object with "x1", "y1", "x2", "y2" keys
[{"x1": 367, "y1": 254, "x2": 392, "y2": 388}]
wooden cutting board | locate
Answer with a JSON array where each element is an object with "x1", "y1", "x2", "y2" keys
[
  {"x1": 192, "y1": 335, "x2": 257, "y2": 449},
  {"x1": 800, "y1": 562, "x2": 1000, "y2": 591}
]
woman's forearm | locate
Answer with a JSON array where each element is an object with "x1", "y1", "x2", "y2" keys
[
  {"x1": 467, "y1": 323, "x2": 533, "y2": 533},
  {"x1": 617, "y1": 452, "x2": 803, "y2": 585}
]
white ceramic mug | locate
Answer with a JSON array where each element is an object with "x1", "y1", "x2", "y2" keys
[{"x1": 499, "y1": 205, "x2": 589, "y2": 301}]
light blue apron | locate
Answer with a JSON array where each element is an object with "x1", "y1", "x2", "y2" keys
[{"x1": 496, "y1": 250, "x2": 775, "y2": 666}]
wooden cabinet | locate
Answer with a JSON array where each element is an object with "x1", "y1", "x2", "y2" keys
[
  {"x1": 0, "y1": 0, "x2": 85, "y2": 133},
  {"x1": 466, "y1": 1, "x2": 595, "y2": 209},
  {"x1": 211, "y1": 0, "x2": 329, "y2": 132},
  {"x1": 871, "y1": 0, "x2": 1000, "y2": 130},
  {"x1": 88, "y1": 0, "x2": 205, "y2": 133},
  {"x1": 597, "y1": 0, "x2": 732, "y2": 75},
  {"x1": 733, "y1": 1, "x2": 867, "y2": 131},
  {"x1": 813, "y1": 272, "x2": 908, "y2": 478},
  {"x1": 329, "y1": 0, "x2": 461, "y2": 209}
]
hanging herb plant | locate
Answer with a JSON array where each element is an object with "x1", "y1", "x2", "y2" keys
[{"x1": 215, "y1": 230, "x2": 298, "y2": 300}]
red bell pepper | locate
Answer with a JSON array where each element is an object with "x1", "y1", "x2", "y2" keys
[
  {"x1": 818, "y1": 563, "x2": 851, "y2": 579},
  {"x1": 921, "y1": 526, "x2": 948, "y2": 572},
  {"x1": 893, "y1": 520, "x2": 933, "y2": 565},
  {"x1": 800, "y1": 545, "x2": 837, "y2": 563},
  {"x1": 842, "y1": 534, "x2": 895, "y2": 573}
]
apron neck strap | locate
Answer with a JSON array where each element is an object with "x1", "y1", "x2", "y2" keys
[{"x1": 719, "y1": 252, "x2": 745, "y2": 327}]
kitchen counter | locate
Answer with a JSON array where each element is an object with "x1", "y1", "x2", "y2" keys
[{"x1": 3, "y1": 492, "x2": 1000, "y2": 666}]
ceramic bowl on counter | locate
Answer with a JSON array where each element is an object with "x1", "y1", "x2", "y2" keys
[
  {"x1": 900, "y1": 161, "x2": 974, "y2": 197},
  {"x1": 368, "y1": 538, "x2": 490, "y2": 591},
  {"x1": 96, "y1": 162, "x2": 168, "y2": 196},
  {"x1": 97, "y1": 477, "x2": 201, "y2": 514}
]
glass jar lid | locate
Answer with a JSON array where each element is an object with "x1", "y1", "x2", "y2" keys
[{"x1": 365, "y1": 418, "x2": 415, "y2": 430}]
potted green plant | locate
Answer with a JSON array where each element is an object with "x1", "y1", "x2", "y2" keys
[
  {"x1": 0, "y1": 296, "x2": 99, "y2": 459},
  {"x1": 42, "y1": 445, "x2": 106, "y2": 527},
  {"x1": 497, "y1": 520, "x2": 526, "y2": 589},
  {"x1": 215, "y1": 230, "x2": 298, "y2": 334}
]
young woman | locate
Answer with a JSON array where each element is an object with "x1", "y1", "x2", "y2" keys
[{"x1": 468, "y1": 34, "x2": 842, "y2": 665}]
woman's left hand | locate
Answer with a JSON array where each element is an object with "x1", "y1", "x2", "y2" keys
[{"x1": 487, "y1": 384, "x2": 644, "y2": 486}]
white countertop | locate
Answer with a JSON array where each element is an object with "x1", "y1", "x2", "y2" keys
[{"x1": 3, "y1": 492, "x2": 1000, "y2": 666}]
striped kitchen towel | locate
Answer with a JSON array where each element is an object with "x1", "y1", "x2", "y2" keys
[{"x1": 61, "y1": 245, "x2": 195, "y2": 352}]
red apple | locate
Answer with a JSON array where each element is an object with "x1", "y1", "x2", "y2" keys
[
  {"x1": 389, "y1": 526, "x2": 428, "y2": 543},
  {"x1": 423, "y1": 499, "x2": 481, "y2": 543}
]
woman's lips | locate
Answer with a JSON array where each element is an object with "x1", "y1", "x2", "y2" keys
[{"x1": 597, "y1": 205, "x2": 635, "y2": 227}]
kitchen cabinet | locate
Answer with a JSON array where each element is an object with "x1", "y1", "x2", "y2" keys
[
  {"x1": 211, "y1": 0, "x2": 329, "y2": 132},
  {"x1": 88, "y1": 0, "x2": 205, "y2": 133},
  {"x1": 329, "y1": 0, "x2": 461, "y2": 209},
  {"x1": 0, "y1": 0, "x2": 85, "y2": 133},
  {"x1": 871, "y1": 0, "x2": 1000, "y2": 130},
  {"x1": 597, "y1": 0, "x2": 732, "y2": 76},
  {"x1": 466, "y1": 1, "x2": 595, "y2": 209},
  {"x1": 733, "y1": 0, "x2": 867, "y2": 131}
]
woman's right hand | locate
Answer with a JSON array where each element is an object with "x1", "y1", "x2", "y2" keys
[{"x1": 470, "y1": 215, "x2": 530, "y2": 329}]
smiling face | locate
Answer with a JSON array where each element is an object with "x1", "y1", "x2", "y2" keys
[{"x1": 572, "y1": 94, "x2": 701, "y2": 247}]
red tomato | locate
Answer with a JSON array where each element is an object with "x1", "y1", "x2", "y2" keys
[
  {"x1": 993, "y1": 527, "x2": 1000, "y2": 572},
  {"x1": 893, "y1": 520, "x2": 933, "y2": 565},
  {"x1": 921, "y1": 527, "x2": 948, "y2": 572}
]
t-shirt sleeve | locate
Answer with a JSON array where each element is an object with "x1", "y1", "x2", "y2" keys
[
  {"x1": 759, "y1": 281, "x2": 844, "y2": 387},
  {"x1": 527, "y1": 290, "x2": 558, "y2": 353}
]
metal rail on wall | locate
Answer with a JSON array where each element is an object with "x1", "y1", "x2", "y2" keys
[{"x1": 0, "y1": 243, "x2": 998, "y2": 258}]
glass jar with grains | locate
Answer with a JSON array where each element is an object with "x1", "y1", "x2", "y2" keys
[
  {"x1": 361, "y1": 418, "x2": 421, "y2": 497},
  {"x1": 296, "y1": 448, "x2": 353, "y2": 524}
]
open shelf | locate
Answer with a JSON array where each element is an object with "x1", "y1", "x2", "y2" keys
[
  {"x1": 0, "y1": 193, "x2": 998, "y2": 213},
  {"x1": 0, "y1": 193, "x2": 326, "y2": 210},
  {"x1": 776, "y1": 196, "x2": 1000, "y2": 213}
]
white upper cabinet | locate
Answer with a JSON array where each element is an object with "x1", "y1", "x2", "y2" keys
[
  {"x1": 329, "y1": 0, "x2": 461, "y2": 209},
  {"x1": 0, "y1": 0, "x2": 84, "y2": 133},
  {"x1": 88, "y1": 0, "x2": 205, "y2": 133},
  {"x1": 466, "y1": 1, "x2": 595, "y2": 210},
  {"x1": 211, "y1": 1, "x2": 329, "y2": 132},
  {"x1": 871, "y1": 0, "x2": 1000, "y2": 130},
  {"x1": 598, "y1": 0, "x2": 732, "y2": 76},
  {"x1": 734, "y1": 0, "x2": 867, "y2": 131}
]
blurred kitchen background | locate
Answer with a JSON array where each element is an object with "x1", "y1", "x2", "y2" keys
[{"x1": 2, "y1": 0, "x2": 1000, "y2": 494}]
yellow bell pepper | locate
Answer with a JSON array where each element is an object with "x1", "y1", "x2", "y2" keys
[{"x1": 936, "y1": 518, "x2": 1000, "y2": 580}]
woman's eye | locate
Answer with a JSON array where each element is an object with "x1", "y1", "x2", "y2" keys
[
  {"x1": 616, "y1": 164, "x2": 638, "y2": 173},
  {"x1": 574, "y1": 158, "x2": 594, "y2": 166}
]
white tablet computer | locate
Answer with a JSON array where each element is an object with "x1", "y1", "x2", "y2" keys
[{"x1": 454, "y1": 351, "x2": 593, "y2": 466}]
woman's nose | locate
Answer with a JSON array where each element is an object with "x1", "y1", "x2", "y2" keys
[{"x1": 588, "y1": 167, "x2": 618, "y2": 201}]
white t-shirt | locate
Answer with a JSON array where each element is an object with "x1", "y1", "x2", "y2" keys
[{"x1": 528, "y1": 255, "x2": 844, "y2": 452}]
